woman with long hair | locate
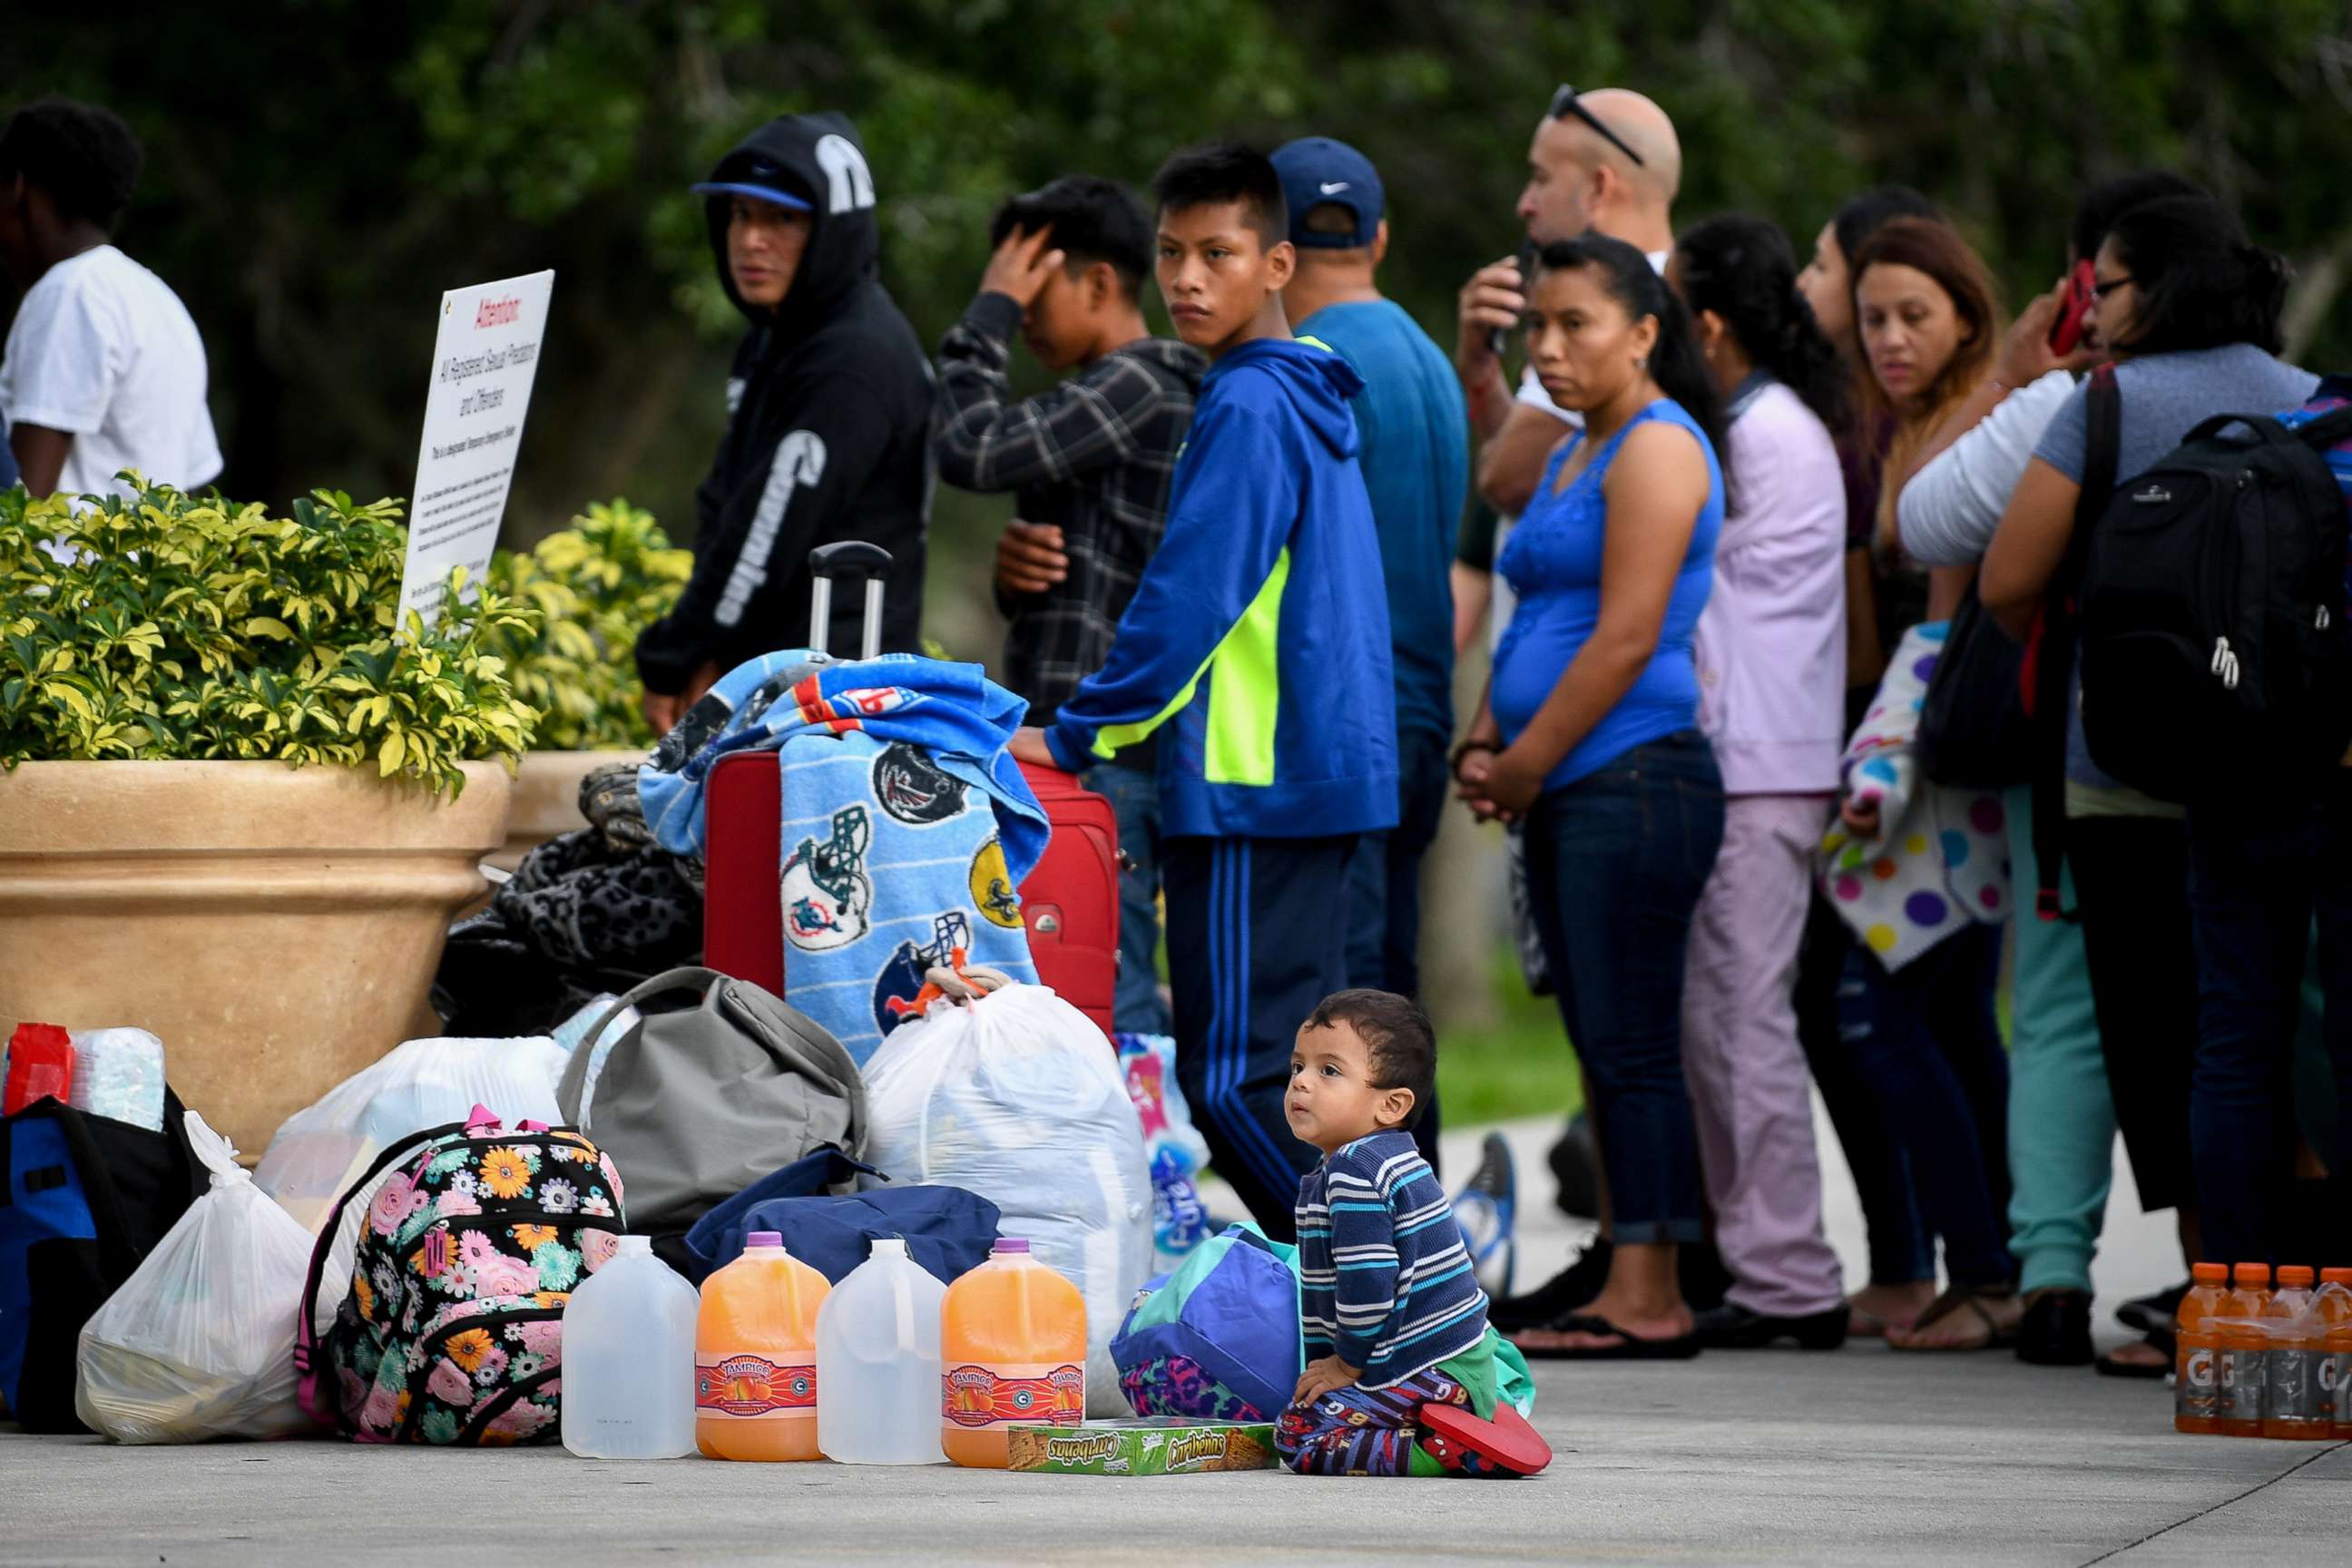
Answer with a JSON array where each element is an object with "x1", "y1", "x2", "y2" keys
[
  {"x1": 1665, "y1": 214, "x2": 1853, "y2": 1348},
  {"x1": 1835, "y1": 216, "x2": 2020, "y2": 1350},
  {"x1": 1788, "y1": 187, "x2": 1947, "y2": 1341},
  {"x1": 1454, "y1": 232, "x2": 1728, "y2": 1358},
  {"x1": 1983, "y1": 195, "x2": 2318, "y2": 1272}
]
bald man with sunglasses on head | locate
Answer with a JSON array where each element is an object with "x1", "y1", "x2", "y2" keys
[{"x1": 1454, "y1": 87, "x2": 1682, "y2": 524}]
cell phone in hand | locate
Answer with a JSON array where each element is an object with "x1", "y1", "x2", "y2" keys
[
  {"x1": 1487, "y1": 238, "x2": 1541, "y2": 358},
  {"x1": 2047, "y1": 260, "x2": 2095, "y2": 355}
]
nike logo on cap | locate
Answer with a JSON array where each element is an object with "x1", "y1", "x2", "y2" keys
[{"x1": 1319, "y1": 181, "x2": 1351, "y2": 194}]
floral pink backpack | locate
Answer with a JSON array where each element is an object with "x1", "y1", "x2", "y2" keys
[{"x1": 294, "y1": 1106, "x2": 625, "y2": 1444}]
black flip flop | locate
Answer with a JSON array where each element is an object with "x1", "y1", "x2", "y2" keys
[{"x1": 1510, "y1": 1312, "x2": 1703, "y2": 1361}]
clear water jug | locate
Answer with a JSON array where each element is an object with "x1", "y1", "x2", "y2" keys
[
  {"x1": 815, "y1": 1238, "x2": 946, "y2": 1464},
  {"x1": 560, "y1": 1235, "x2": 698, "y2": 1459}
]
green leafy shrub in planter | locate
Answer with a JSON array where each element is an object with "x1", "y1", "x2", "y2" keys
[
  {"x1": 484, "y1": 497, "x2": 690, "y2": 750},
  {"x1": 0, "y1": 480, "x2": 539, "y2": 797}
]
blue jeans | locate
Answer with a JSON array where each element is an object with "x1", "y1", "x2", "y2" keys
[
  {"x1": 1797, "y1": 893, "x2": 1933, "y2": 1287},
  {"x1": 2185, "y1": 781, "x2": 2352, "y2": 1264},
  {"x1": 1521, "y1": 731, "x2": 1724, "y2": 1245},
  {"x1": 1849, "y1": 922, "x2": 2014, "y2": 1288},
  {"x1": 1085, "y1": 762, "x2": 1168, "y2": 1037}
]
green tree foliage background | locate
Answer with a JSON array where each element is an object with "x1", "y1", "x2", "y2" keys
[{"x1": 10, "y1": 0, "x2": 2348, "y2": 659}]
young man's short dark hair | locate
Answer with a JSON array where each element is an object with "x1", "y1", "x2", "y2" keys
[
  {"x1": 989, "y1": 175, "x2": 1154, "y2": 299},
  {"x1": 0, "y1": 98, "x2": 142, "y2": 231},
  {"x1": 1306, "y1": 988, "x2": 1436, "y2": 1129},
  {"x1": 1150, "y1": 142, "x2": 1287, "y2": 251}
]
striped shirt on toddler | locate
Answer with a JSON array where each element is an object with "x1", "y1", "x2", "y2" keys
[{"x1": 1295, "y1": 1131, "x2": 1489, "y2": 1389}]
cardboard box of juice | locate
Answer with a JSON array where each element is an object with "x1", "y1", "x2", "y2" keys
[{"x1": 1005, "y1": 1417, "x2": 1279, "y2": 1475}]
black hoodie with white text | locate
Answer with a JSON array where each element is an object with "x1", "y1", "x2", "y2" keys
[{"x1": 634, "y1": 113, "x2": 934, "y2": 691}]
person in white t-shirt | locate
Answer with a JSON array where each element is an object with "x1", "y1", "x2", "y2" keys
[{"x1": 0, "y1": 98, "x2": 220, "y2": 499}]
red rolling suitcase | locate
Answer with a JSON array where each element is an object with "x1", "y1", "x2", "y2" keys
[{"x1": 701, "y1": 544, "x2": 1122, "y2": 1037}]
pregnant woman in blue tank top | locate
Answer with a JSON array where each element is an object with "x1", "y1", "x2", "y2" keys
[{"x1": 1455, "y1": 235, "x2": 1730, "y2": 1360}]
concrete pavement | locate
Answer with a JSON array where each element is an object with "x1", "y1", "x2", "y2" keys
[
  {"x1": 6, "y1": 1113, "x2": 2342, "y2": 1564},
  {"x1": 5, "y1": 1350, "x2": 2342, "y2": 1565}
]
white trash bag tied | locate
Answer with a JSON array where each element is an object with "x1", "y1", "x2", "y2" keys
[
  {"x1": 74, "y1": 1111, "x2": 318, "y2": 1443},
  {"x1": 861, "y1": 982, "x2": 1152, "y2": 1417}
]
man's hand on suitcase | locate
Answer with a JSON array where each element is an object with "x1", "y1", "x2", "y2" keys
[
  {"x1": 995, "y1": 520, "x2": 1068, "y2": 595},
  {"x1": 1009, "y1": 726, "x2": 1060, "y2": 769}
]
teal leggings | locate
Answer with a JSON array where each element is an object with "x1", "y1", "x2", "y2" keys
[{"x1": 2003, "y1": 785, "x2": 2112, "y2": 1295}]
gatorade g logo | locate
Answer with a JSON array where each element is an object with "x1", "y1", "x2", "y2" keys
[
  {"x1": 941, "y1": 1363, "x2": 1085, "y2": 1428},
  {"x1": 781, "y1": 806, "x2": 873, "y2": 951},
  {"x1": 695, "y1": 1354, "x2": 817, "y2": 1418},
  {"x1": 2184, "y1": 1348, "x2": 2215, "y2": 1389},
  {"x1": 2321, "y1": 1356, "x2": 2345, "y2": 1394},
  {"x1": 815, "y1": 133, "x2": 877, "y2": 213}
]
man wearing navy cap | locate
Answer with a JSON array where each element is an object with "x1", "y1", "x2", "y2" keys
[
  {"x1": 635, "y1": 112, "x2": 934, "y2": 730},
  {"x1": 1270, "y1": 136, "x2": 1469, "y2": 1156}
]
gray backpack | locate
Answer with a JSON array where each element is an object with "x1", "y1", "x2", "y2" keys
[{"x1": 555, "y1": 966, "x2": 867, "y2": 1234}]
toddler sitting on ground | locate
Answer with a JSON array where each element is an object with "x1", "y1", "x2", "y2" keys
[{"x1": 1277, "y1": 989, "x2": 1551, "y2": 1477}]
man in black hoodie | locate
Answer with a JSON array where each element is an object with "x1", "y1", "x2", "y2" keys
[{"x1": 636, "y1": 113, "x2": 934, "y2": 730}]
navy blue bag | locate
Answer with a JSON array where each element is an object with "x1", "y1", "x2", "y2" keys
[
  {"x1": 671, "y1": 1148, "x2": 1000, "y2": 1285},
  {"x1": 0, "y1": 1091, "x2": 202, "y2": 1432}
]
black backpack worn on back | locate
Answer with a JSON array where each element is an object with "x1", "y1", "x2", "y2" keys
[{"x1": 2075, "y1": 403, "x2": 2352, "y2": 802}]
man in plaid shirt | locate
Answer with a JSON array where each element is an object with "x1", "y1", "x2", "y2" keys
[{"x1": 934, "y1": 175, "x2": 1205, "y2": 1034}]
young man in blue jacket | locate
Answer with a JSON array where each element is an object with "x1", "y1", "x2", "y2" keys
[{"x1": 1011, "y1": 143, "x2": 1398, "y2": 1239}]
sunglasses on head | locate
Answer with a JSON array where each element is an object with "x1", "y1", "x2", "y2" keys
[{"x1": 1548, "y1": 84, "x2": 1645, "y2": 168}]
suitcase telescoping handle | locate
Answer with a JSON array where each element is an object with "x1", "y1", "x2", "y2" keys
[{"x1": 807, "y1": 541, "x2": 893, "y2": 662}]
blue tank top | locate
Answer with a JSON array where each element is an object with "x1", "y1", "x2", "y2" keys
[{"x1": 1491, "y1": 399, "x2": 1723, "y2": 791}]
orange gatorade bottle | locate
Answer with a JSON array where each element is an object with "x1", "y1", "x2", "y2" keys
[
  {"x1": 2216, "y1": 1262, "x2": 2273, "y2": 1437},
  {"x1": 695, "y1": 1231, "x2": 830, "y2": 1461},
  {"x1": 2262, "y1": 1266, "x2": 2326, "y2": 1439},
  {"x1": 2173, "y1": 1262, "x2": 2230, "y2": 1435},
  {"x1": 940, "y1": 1238, "x2": 1086, "y2": 1469},
  {"x1": 2314, "y1": 1268, "x2": 2352, "y2": 1437}
]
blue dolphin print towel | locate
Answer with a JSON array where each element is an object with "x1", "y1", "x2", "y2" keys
[{"x1": 642, "y1": 652, "x2": 1049, "y2": 1063}]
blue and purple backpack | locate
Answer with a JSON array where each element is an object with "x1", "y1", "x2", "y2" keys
[{"x1": 295, "y1": 1106, "x2": 624, "y2": 1445}]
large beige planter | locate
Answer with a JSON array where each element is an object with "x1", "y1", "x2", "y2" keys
[
  {"x1": 487, "y1": 748, "x2": 646, "y2": 872},
  {"x1": 0, "y1": 760, "x2": 512, "y2": 1156}
]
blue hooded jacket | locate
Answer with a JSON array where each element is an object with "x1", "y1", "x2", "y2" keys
[{"x1": 1044, "y1": 336, "x2": 1398, "y2": 838}]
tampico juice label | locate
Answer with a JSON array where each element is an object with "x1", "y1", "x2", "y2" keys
[
  {"x1": 942, "y1": 1361, "x2": 1084, "y2": 1429},
  {"x1": 696, "y1": 1353, "x2": 816, "y2": 1419}
]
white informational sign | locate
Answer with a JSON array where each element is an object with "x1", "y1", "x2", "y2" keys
[{"x1": 397, "y1": 270, "x2": 555, "y2": 623}]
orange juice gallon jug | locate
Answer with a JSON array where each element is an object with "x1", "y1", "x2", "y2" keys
[
  {"x1": 940, "y1": 1238, "x2": 1086, "y2": 1468},
  {"x1": 695, "y1": 1230, "x2": 830, "y2": 1461},
  {"x1": 2173, "y1": 1262, "x2": 2230, "y2": 1435}
]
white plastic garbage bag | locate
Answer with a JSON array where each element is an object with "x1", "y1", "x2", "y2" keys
[
  {"x1": 74, "y1": 1112, "x2": 318, "y2": 1443},
  {"x1": 862, "y1": 984, "x2": 1152, "y2": 1417},
  {"x1": 254, "y1": 1034, "x2": 568, "y2": 1235}
]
